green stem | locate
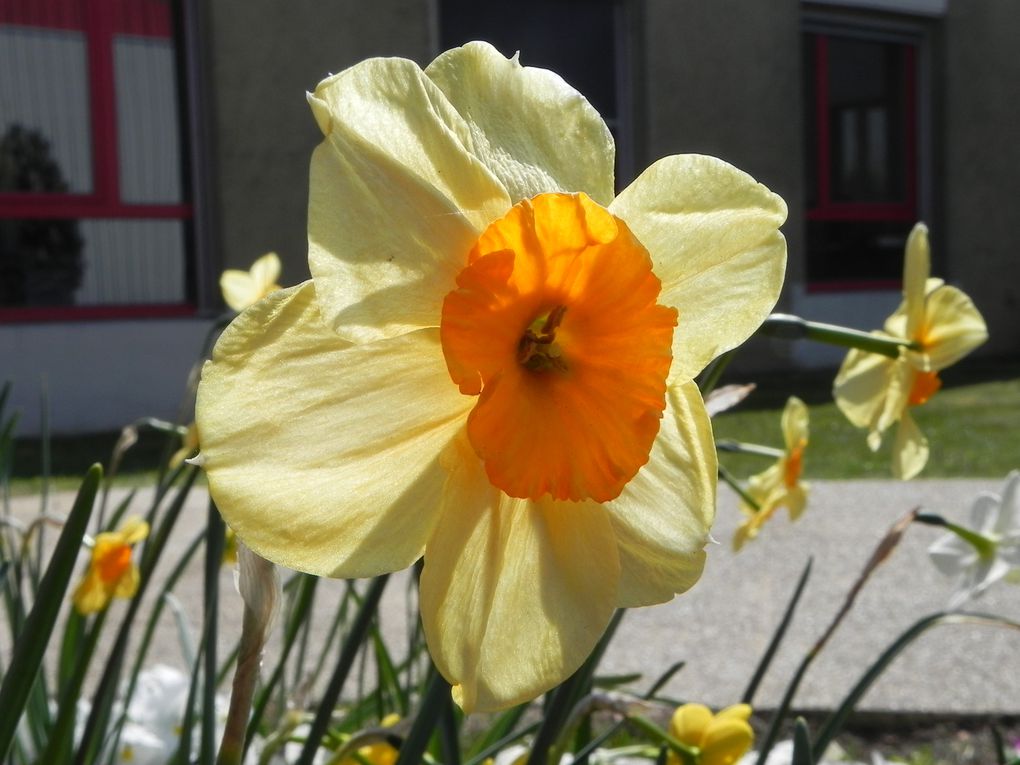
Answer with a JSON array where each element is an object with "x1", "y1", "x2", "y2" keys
[
  {"x1": 718, "y1": 464, "x2": 760, "y2": 512},
  {"x1": 915, "y1": 514, "x2": 997, "y2": 559},
  {"x1": 626, "y1": 715, "x2": 698, "y2": 765},
  {"x1": 760, "y1": 314, "x2": 919, "y2": 359},
  {"x1": 716, "y1": 440, "x2": 785, "y2": 459}
]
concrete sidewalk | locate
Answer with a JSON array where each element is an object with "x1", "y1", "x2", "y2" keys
[{"x1": 6, "y1": 477, "x2": 1019, "y2": 716}]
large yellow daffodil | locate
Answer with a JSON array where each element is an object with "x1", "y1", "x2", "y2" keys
[
  {"x1": 833, "y1": 223, "x2": 986, "y2": 480},
  {"x1": 195, "y1": 42, "x2": 787, "y2": 712},
  {"x1": 668, "y1": 703, "x2": 754, "y2": 765},
  {"x1": 733, "y1": 396, "x2": 809, "y2": 550}
]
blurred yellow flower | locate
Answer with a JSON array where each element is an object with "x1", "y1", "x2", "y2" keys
[
  {"x1": 733, "y1": 397, "x2": 809, "y2": 550},
  {"x1": 833, "y1": 223, "x2": 987, "y2": 479},
  {"x1": 669, "y1": 703, "x2": 753, "y2": 765},
  {"x1": 219, "y1": 252, "x2": 283, "y2": 311},
  {"x1": 72, "y1": 516, "x2": 149, "y2": 615},
  {"x1": 196, "y1": 42, "x2": 787, "y2": 712},
  {"x1": 169, "y1": 422, "x2": 199, "y2": 469},
  {"x1": 339, "y1": 714, "x2": 400, "y2": 765}
]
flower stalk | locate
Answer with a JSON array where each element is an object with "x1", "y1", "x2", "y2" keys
[{"x1": 761, "y1": 313, "x2": 918, "y2": 358}]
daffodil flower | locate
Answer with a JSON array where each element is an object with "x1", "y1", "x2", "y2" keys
[
  {"x1": 733, "y1": 396, "x2": 809, "y2": 551},
  {"x1": 929, "y1": 470, "x2": 1020, "y2": 609},
  {"x1": 833, "y1": 223, "x2": 987, "y2": 479},
  {"x1": 195, "y1": 42, "x2": 787, "y2": 712},
  {"x1": 72, "y1": 516, "x2": 149, "y2": 615},
  {"x1": 219, "y1": 252, "x2": 283, "y2": 311},
  {"x1": 669, "y1": 703, "x2": 754, "y2": 765}
]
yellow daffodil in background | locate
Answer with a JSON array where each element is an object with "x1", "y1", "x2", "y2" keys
[
  {"x1": 833, "y1": 223, "x2": 986, "y2": 480},
  {"x1": 733, "y1": 397, "x2": 809, "y2": 550},
  {"x1": 339, "y1": 714, "x2": 401, "y2": 765},
  {"x1": 669, "y1": 703, "x2": 753, "y2": 765},
  {"x1": 169, "y1": 422, "x2": 200, "y2": 469},
  {"x1": 219, "y1": 252, "x2": 283, "y2": 311},
  {"x1": 196, "y1": 42, "x2": 787, "y2": 712},
  {"x1": 72, "y1": 516, "x2": 149, "y2": 615}
]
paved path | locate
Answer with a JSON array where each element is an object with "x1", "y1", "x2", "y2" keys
[{"x1": 6, "y1": 478, "x2": 1019, "y2": 716}]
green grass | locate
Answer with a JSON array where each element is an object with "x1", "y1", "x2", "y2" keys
[{"x1": 713, "y1": 374, "x2": 1020, "y2": 480}]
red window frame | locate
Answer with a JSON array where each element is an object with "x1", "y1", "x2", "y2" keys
[
  {"x1": 805, "y1": 32, "x2": 918, "y2": 292},
  {"x1": 0, "y1": 0, "x2": 195, "y2": 321}
]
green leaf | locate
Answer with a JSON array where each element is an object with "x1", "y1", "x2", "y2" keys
[
  {"x1": 0, "y1": 463, "x2": 101, "y2": 760},
  {"x1": 791, "y1": 717, "x2": 813, "y2": 765},
  {"x1": 394, "y1": 668, "x2": 453, "y2": 765}
]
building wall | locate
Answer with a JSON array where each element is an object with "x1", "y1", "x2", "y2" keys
[
  {"x1": 944, "y1": 0, "x2": 1020, "y2": 359},
  {"x1": 641, "y1": 0, "x2": 805, "y2": 368},
  {"x1": 204, "y1": 0, "x2": 433, "y2": 283}
]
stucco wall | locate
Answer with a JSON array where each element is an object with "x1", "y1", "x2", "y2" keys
[
  {"x1": 205, "y1": 0, "x2": 433, "y2": 286},
  {"x1": 641, "y1": 0, "x2": 805, "y2": 370},
  {"x1": 944, "y1": 0, "x2": 1020, "y2": 359}
]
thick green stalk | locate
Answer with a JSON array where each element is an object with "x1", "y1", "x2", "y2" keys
[{"x1": 760, "y1": 313, "x2": 918, "y2": 358}]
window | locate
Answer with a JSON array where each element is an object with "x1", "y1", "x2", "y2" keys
[
  {"x1": 438, "y1": 0, "x2": 633, "y2": 185},
  {"x1": 0, "y1": 0, "x2": 195, "y2": 318},
  {"x1": 803, "y1": 27, "x2": 920, "y2": 289}
]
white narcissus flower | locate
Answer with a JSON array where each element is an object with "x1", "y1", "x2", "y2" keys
[
  {"x1": 833, "y1": 223, "x2": 987, "y2": 480},
  {"x1": 196, "y1": 41, "x2": 787, "y2": 712},
  {"x1": 929, "y1": 470, "x2": 1020, "y2": 609}
]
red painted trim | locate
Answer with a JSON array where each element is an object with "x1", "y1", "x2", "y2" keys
[
  {"x1": 0, "y1": 303, "x2": 196, "y2": 323},
  {"x1": 806, "y1": 279, "x2": 901, "y2": 294},
  {"x1": 0, "y1": 0, "x2": 171, "y2": 37},
  {"x1": 0, "y1": 195, "x2": 192, "y2": 219},
  {"x1": 85, "y1": 0, "x2": 119, "y2": 206},
  {"x1": 807, "y1": 204, "x2": 915, "y2": 222}
]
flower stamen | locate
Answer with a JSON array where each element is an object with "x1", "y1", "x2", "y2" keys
[{"x1": 517, "y1": 305, "x2": 568, "y2": 372}]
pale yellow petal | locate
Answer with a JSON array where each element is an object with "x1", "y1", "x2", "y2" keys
[
  {"x1": 220, "y1": 271, "x2": 257, "y2": 312},
  {"x1": 249, "y1": 252, "x2": 282, "y2": 296},
  {"x1": 670, "y1": 703, "x2": 712, "y2": 746},
  {"x1": 306, "y1": 57, "x2": 511, "y2": 343},
  {"x1": 113, "y1": 564, "x2": 140, "y2": 599},
  {"x1": 833, "y1": 344, "x2": 896, "y2": 430},
  {"x1": 892, "y1": 409, "x2": 928, "y2": 480},
  {"x1": 610, "y1": 155, "x2": 787, "y2": 381},
  {"x1": 420, "y1": 434, "x2": 619, "y2": 713},
  {"x1": 425, "y1": 41, "x2": 615, "y2": 206},
  {"x1": 196, "y1": 282, "x2": 472, "y2": 578},
  {"x1": 701, "y1": 718, "x2": 754, "y2": 765},
  {"x1": 780, "y1": 396, "x2": 808, "y2": 451},
  {"x1": 902, "y1": 223, "x2": 930, "y2": 338},
  {"x1": 118, "y1": 516, "x2": 149, "y2": 545},
  {"x1": 605, "y1": 382, "x2": 714, "y2": 607},
  {"x1": 786, "y1": 483, "x2": 808, "y2": 521},
  {"x1": 872, "y1": 359, "x2": 912, "y2": 445},
  {"x1": 921, "y1": 284, "x2": 988, "y2": 370}
]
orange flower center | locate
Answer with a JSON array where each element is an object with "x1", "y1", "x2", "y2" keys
[
  {"x1": 96, "y1": 543, "x2": 133, "y2": 584},
  {"x1": 908, "y1": 369, "x2": 941, "y2": 407},
  {"x1": 440, "y1": 192, "x2": 677, "y2": 502},
  {"x1": 784, "y1": 443, "x2": 805, "y2": 489}
]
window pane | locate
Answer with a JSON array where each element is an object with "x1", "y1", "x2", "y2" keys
[
  {"x1": 827, "y1": 37, "x2": 907, "y2": 203},
  {"x1": 115, "y1": 34, "x2": 185, "y2": 204},
  {"x1": 0, "y1": 217, "x2": 188, "y2": 306},
  {"x1": 806, "y1": 219, "x2": 911, "y2": 284},
  {"x1": 0, "y1": 23, "x2": 93, "y2": 194}
]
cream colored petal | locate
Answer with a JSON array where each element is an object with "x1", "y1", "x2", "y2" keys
[
  {"x1": 786, "y1": 483, "x2": 808, "y2": 521},
  {"x1": 902, "y1": 223, "x2": 930, "y2": 338},
  {"x1": 921, "y1": 284, "x2": 988, "y2": 370},
  {"x1": 873, "y1": 359, "x2": 912, "y2": 445},
  {"x1": 117, "y1": 516, "x2": 150, "y2": 545},
  {"x1": 220, "y1": 271, "x2": 257, "y2": 312},
  {"x1": 196, "y1": 282, "x2": 473, "y2": 578},
  {"x1": 670, "y1": 703, "x2": 713, "y2": 746},
  {"x1": 420, "y1": 434, "x2": 619, "y2": 714},
  {"x1": 425, "y1": 41, "x2": 616, "y2": 206},
  {"x1": 250, "y1": 252, "x2": 282, "y2": 295},
  {"x1": 781, "y1": 396, "x2": 808, "y2": 451},
  {"x1": 891, "y1": 409, "x2": 928, "y2": 480},
  {"x1": 307, "y1": 57, "x2": 511, "y2": 343},
  {"x1": 604, "y1": 382, "x2": 714, "y2": 607},
  {"x1": 610, "y1": 155, "x2": 788, "y2": 382},
  {"x1": 833, "y1": 344, "x2": 896, "y2": 430},
  {"x1": 884, "y1": 278, "x2": 943, "y2": 339}
]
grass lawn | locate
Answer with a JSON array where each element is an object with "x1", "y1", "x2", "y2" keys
[
  {"x1": 713, "y1": 367, "x2": 1020, "y2": 480},
  {"x1": 6, "y1": 366, "x2": 1019, "y2": 495}
]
